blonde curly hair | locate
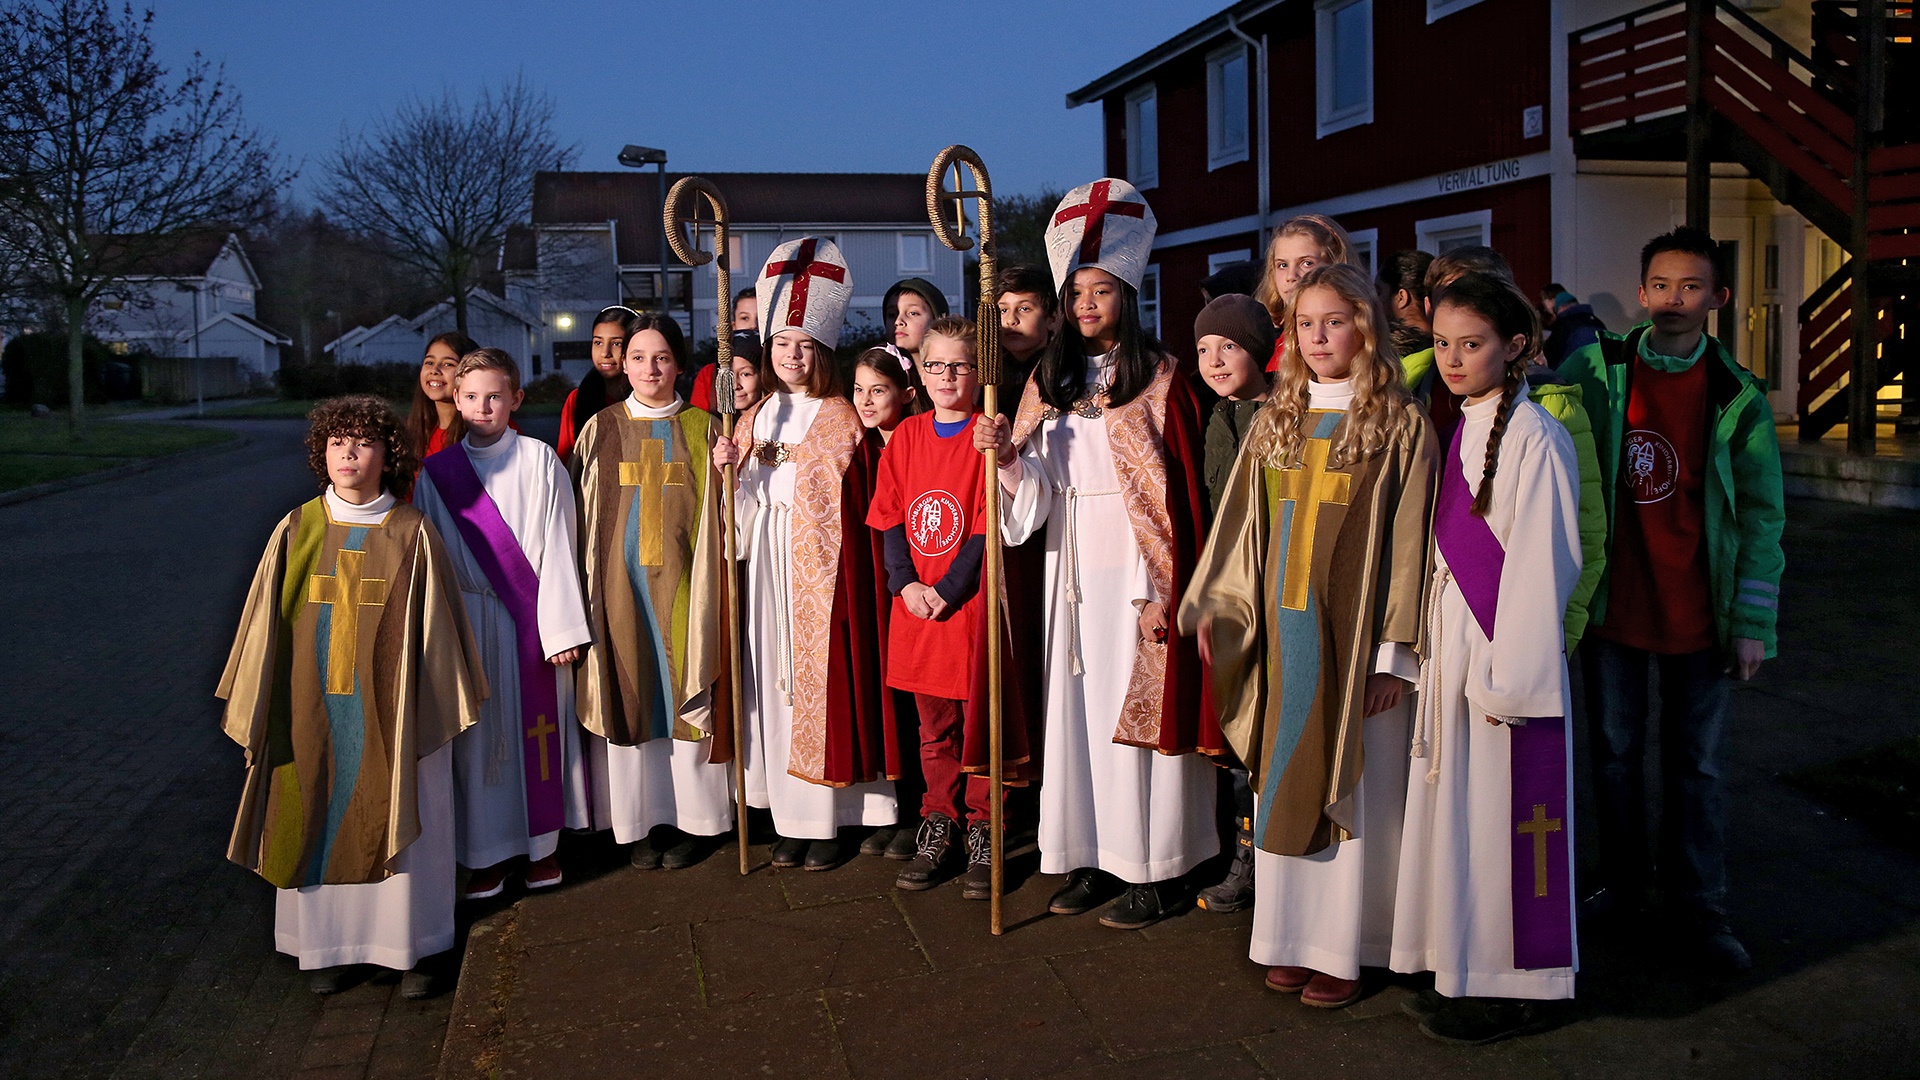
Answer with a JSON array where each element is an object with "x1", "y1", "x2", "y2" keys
[{"x1": 1255, "y1": 263, "x2": 1420, "y2": 470}]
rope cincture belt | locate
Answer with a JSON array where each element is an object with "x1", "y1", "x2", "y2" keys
[
  {"x1": 766, "y1": 502, "x2": 797, "y2": 706},
  {"x1": 1412, "y1": 566, "x2": 1449, "y2": 786},
  {"x1": 1057, "y1": 484, "x2": 1121, "y2": 677}
]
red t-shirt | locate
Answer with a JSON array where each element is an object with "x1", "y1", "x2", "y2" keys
[
  {"x1": 865, "y1": 412, "x2": 985, "y2": 699},
  {"x1": 1595, "y1": 351, "x2": 1717, "y2": 654}
]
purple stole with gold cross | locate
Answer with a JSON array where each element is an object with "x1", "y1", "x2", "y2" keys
[
  {"x1": 1434, "y1": 423, "x2": 1574, "y2": 971},
  {"x1": 423, "y1": 447, "x2": 566, "y2": 838}
]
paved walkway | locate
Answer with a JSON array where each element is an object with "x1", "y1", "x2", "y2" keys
[
  {"x1": 442, "y1": 498, "x2": 1920, "y2": 1080},
  {"x1": 0, "y1": 416, "x2": 1914, "y2": 1079}
]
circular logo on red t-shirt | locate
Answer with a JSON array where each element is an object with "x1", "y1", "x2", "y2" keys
[
  {"x1": 1623, "y1": 429, "x2": 1679, "y2": 504},
  {"x1": 906, "y1": 489, "x2": 965, "y2": 557}
]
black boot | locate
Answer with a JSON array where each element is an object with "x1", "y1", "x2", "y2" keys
[
  {"x1": 1099, "y1": 880, "x2": 1180, "y2": 930},
  {"x1": 894, "y1": 813, "x2": 958, "y2": 890},
  {"x1": 307, "y1": 966, "x2": 352, "y2": 995},
  {"x1": 1197, "y1": 815, "x2": 1255, "y2": 913},
  {"x1": 658, "y1": 828, "x2": 708, "y2": 871},
  {"x1": 1420, "y1": 997, "x2": 1561, "y2": 1044},
  {"x1": 803, "y1": 834, "x2": 847, "y2": 871},
  {"x1": 770, "y1": 836, "x2": 808, "y2": 868},
  {"x1": 961, "y1": 821, "x2": 993, "y2": 901},
  {"x1": 884, "y1": 815, "x2": 922, "y2": 860},
  {"x1": 859, "y1": 826, "x2": 897, "y2": 857},
  {"x1": 1048, "y1": 868, "x2": 1120, "y2": 915}
]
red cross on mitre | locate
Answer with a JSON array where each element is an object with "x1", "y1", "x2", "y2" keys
[
  {"x1": 763, "y1": 237, "x2": 848, "y2": 328},
  {"x1": 1053, "y1": 180, "x2": 1148, "y2": 265}
]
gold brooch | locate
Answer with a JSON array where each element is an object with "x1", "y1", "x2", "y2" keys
[
  {"x1": 1039, "y1": 397, "x2": 1106, "y2": 422},
  {"x1": 753, "y1": 440, "x2": 793, "y2": 467}
]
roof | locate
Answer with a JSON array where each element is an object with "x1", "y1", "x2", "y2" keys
[
  {"x1": 407, "y1": 287, "x2": 539, "y2": 329},
  {"x1": 1064, "y1": 0, "x2": 1286, "y2": 108},
  {"x1": 531, "y1": 171, "x2": 953, "y2": 265},
  {"x1": 501, "y1": 224, "x2": 537, "y2": 273},
  {"x1": 97, "y1": 231, "x2": 259, "y2": 284},
  {"x1": 207, "y1": 311, "x2": 291, "y2": 345}
]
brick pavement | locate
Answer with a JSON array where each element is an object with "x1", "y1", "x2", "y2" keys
[
  {"x1": 2, "y1": 415, "x2": 1917, "y2": 1079},
  {"x1": 438, "y1": 498, "x2": 1920, "y2": 1080},
  {"x1": 0, "y1": 419, "x2": 479, "y2": 1080}
]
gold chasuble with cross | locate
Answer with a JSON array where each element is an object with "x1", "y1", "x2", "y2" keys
[
  {"x1": 1179, "y1": 403, "x2": 1434, "y2": 857},
  {"x1": 218, "y1": 498, "x2": 487, "y2": 887},
  {"x1": 572, "y1": 402, "x2": 730, "y2": 754}
]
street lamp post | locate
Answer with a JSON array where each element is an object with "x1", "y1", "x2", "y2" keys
[
  {"x1": 177, "y1": 282, "x2": 204, "y2": 416},
  {"x1": 618, "y1": 144, "x2": 670, "y2": 317}
]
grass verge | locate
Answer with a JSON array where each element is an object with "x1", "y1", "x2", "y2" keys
[{"x1": 0, "y1": 413, "x2": 236, "y2": 492}]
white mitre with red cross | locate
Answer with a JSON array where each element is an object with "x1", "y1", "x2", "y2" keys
[
  {"x1": 757, "y1": 236, "x2": 852, "y2": 350},
  {"x1": 1044, "y1": 177, "x2": 1157, "y2": 293}
]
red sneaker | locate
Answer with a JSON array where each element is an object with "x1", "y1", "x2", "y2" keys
[
  {"x1": 462, "y1": 863, "x2": 511, "y2": 901},
  {"x1": 525, "y1": 854, "x2": 563, "y2": 890},
  {"x1": 1264, "y1": 966, "x2": 1313, "y2": 993}
]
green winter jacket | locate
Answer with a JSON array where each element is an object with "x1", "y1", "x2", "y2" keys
[
  {"x1": 1402, "y1": 348, "x2": 1608, "y2": 651},
  {"x1": 1556, "y1": 324, "x2": 1786, "y2": 656}
]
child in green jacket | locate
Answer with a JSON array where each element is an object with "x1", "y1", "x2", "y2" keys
[{"x1": 1558, "y1": 227, "x2": 1785, "y2": 976}]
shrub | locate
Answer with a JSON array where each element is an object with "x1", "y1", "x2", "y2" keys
[
  {"x1": 276, "y1": 360, "x2": 418, "y2": 401},
  {"x1": 521, "y1": 372, "x2": 572, "y2": 404},
  {"x1": 1, "y1": 333, "x2": 117, "y2": 406}
]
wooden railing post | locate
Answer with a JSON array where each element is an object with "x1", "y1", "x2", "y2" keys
[
  {"x1": 1685, "y1": 0, "x2": 1713, "y2": 229},
  {"x1": 1849, "y1": 0, "x2": 1887, "y2": 454}
]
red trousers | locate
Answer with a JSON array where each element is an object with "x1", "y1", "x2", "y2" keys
[{"x1": 914, "y1": 694, "x2": 995, "y2": 825}]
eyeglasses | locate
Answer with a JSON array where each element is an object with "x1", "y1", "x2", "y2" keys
[{"x1": 920, "y1": 360, "x2": 975, "y2": 376}]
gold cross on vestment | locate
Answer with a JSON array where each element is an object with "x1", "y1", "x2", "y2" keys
[
  {"x1": 525, "y1": 713, "x2": 558, "y2": 782},
  {"x1": 1517, "y1": 803, "x2": 1563, "y2": 898},
  {"x1": 1273, "y1": 437, "x2": 1351, "y2": 612},
  {"x1": 308, "y1": 549, "x2": 386, "y2": 696},
  {"x1": 618, "y1": 438, "x2": 689, "y2": 567}
]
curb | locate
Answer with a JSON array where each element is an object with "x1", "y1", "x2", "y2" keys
[
  {"x1": 437, "y1": 907, "x2": 519, "y2": 1080},
  {"x1": 0, "y1": 428, "x2": 252, "y2": 508}
]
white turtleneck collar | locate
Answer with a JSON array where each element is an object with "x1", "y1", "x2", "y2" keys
[
  {"x1": 461, "y1": 428, "x2": 518, "y2": 460},
  {"x1": 324, "y1": 486, "x2": 396, "y2": 524},
  {"x1": 1306, "y1": 376, "x2": 1356, "y2": 409},
  {"x1": 1461, "y1": 380, "x2": 1531, "y2": 421},
  {"x1": 625, "y1": 394, "x2": 684, "y2": 419}
]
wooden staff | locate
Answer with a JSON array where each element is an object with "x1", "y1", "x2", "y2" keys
[
  {"x1": 664, "y1": 176, "x2": 751, "y2": 876},
  {"x1": 926, "y1": 145, "x2": 1006, "y2": 934}
]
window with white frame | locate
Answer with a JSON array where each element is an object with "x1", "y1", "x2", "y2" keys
[
  {"x1": 1316, "y1": 0, "x2": 1374, "y2": 138},
  {"x1": 1415, "y1": 210, "x2": 1493, "y2": 256},
  {"x1": 898, "y1": 232, "x2": 932, "y2": 274},
  {"x1": 1207, "y1": 44, "x2": 1251, "y2": 171},
  {"x1": 1426, "y1": 0, "x2": 1487, "y2": 21},
  {"x1": 1346, "y1": 228, "x2": 1379, "y2": 277},
  {"x1": 1126, "y1": 85, "x2": 1159, "y2": 190},
  {"x1": 1138, "y1": 266, "x2": 1161, "y2": 336},
  {"x1": 1208, "y1": 249, "x2": 1253, "y2": 276}
]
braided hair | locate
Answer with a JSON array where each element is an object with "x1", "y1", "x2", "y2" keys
[{"x1": 1429, "y1": 271, "x2": 1541, "y2": 517}]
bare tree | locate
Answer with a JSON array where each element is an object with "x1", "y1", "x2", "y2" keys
[
  {"x1": 994, "y1": 186, "x2": 1067, "y2": 271},
  {"x1": 320, "y1": 76, "x2": 575, "y2": 339},
  {"x1": 0, "y1": 0, "x2": 285, "y2": 432}
]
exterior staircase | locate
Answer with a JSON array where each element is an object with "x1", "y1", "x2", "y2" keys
[{"x1": 1569, "y1": 0, "x2": 1919, "y2": 450}]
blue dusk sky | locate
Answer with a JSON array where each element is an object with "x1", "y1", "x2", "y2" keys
[{"x1": 148, "y1": 0, "x2": 1229, "y2": 203}]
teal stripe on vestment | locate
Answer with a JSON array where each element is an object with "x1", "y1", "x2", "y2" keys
[
  {"x1": 624, "y1": 420, "x2": 676, "y2": 740},
  {"x1": 1252, "y1": 409, "x2": 1342, "y2": 842},
  {"x1": 310, "y1": 527, "x2": 371, "y2": 886},
  {"x1": 1256, "y1": 500, "x2": 1323, "y2": 842}
]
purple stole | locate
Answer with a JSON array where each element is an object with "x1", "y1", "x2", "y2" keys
[
  {"x1": 423, "y1": 445, "x2": 566, "y2": 838},
  {"x1": 1435, "y1": 422, "x2": 1574, "y2": 971}
]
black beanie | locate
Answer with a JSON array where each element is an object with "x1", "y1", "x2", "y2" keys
[
  {"x1": 883, "y1": 277, "x2": 950, "y2": 325},
  {"x1": 1194, "y1": 293, "x2": 1276, "y2": 363}
]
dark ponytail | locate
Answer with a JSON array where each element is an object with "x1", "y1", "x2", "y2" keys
[{"x1": 1472, "y1": 368, "x2": 1521, "y2": 516}]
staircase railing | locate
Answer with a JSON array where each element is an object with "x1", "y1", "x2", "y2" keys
[{"x1": 1570, "y1": 0, "x2": 1857, "y2": 217}]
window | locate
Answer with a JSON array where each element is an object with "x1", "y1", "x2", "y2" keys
[
  {"x1": 1346, "y1": 228, "x2": 1379, "y2": 276},
  {"x1": 1207, "y1": 44, "x2": 1250, "y2": 170},
  {"x1": 1208, "y1": 250, "x2": 1253, "y2": 276},
  {"x1": 1316, "y1": 0, "x2": 1374, "y2": 138},
  {"x1": 1126, "y1": 85, "x2": 1159, "y2": 190},
  {"x1": 1415, "y1": 210, "x2": 1492, "y2": 255},
  {"x1": 727, "y1": 235, "x2": 745, "y2": 276},
  {"x1": 898, "y1": 233, "x2": 932, "y2": 274},
  {"x1": 1138, "y1": 266, "x2": 1161, "y2": 337},
  {"x1": 1426, "y1": 0, "x2": 1487, "y2": 21}
]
